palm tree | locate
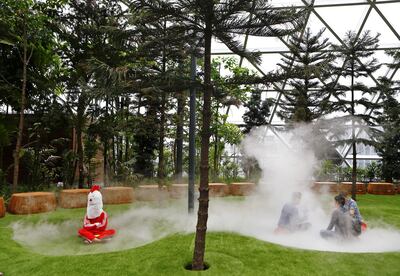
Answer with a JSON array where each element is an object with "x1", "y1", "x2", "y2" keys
[{"x1": 131, "y1": 0, "x2": 304, "y2": 270}]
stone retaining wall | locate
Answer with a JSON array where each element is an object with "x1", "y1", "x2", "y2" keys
[
  {"x1": 209, "y1": 183, "x2": 230, "y2": 197},
  {"x1": 135, "y1": 185, "x2": 169, "y2": 201},
  {"x1": 311, "y1": 182, "x2": 338, "y2": 193},
  {"x1": 0, "y1": 197, "x2": 5, "y2": 218},
  {"x1": 59, "y1": 189, "x2": 90, "y2": 209},
  {"x1": 8, "y1": 192, "x2": 57, "y2": 215},
  {"x1": 229, "y1": 182, "x2": 256, "y2": 196},
  {"x1": 339, "y1": 182, "x2": 367, "y2": 194},
  {"x1": 103, "y1": 187, "x2": 134, "y2": 204},
  {"x1": 367, "y1": 182, "x2": 396, "y2": 195}
]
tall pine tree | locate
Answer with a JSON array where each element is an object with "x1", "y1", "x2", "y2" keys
[
  {"x1": 131, "y1": 0, "x2": 304, "y2": 270},
  {"x1": 332, "y1": 30, "x2": 380, "y2": 200},
  {"x1": 277, "y1": 28, "x2": 334, "y2": 124},
  {"x1": 375, "y1": 51, "x2": 400, "y2": 182}
]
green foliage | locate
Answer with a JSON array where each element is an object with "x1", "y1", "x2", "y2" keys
[
  {"x1": 0, "y1": 0, "x2": 61, "y2": 111},
  {"x1": 277, "y1": 28, "x2": 335, "y2": 123},
  {"x1": 375, "y1": 74, "x2": 400, "y2": 182},
  {"x1": 243, "y1": 88, "x2": 270, "y2": 133},
  {"x1": 332, "y1": 31, "x2": 380, "y2": 116},
  {"x1": 0, "y1": 124, "x2": 10, "y2": 147},
  {"x1": 220, "y1": 158, "x2": 240, "y2": 183},
  {"x1": 316, "y1": 159, "x2": 336, "y2": 181},
  {"x1": 365, "y1": 161, "x2": 382, "y2": 182},
  {"x1": 84, "y1": 127, "x2": 100, "y2": 185}
]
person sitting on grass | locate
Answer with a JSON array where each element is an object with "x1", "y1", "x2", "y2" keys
[
  {"x1": 320, "y1": 195, "x2": 352, "y2": 240},
  {"x1": 275, "y1": 192, "x2": 311, "y2": 233},
  {"x1": 78, "y1": 185, "x2": 116, "y2": 244},
  {"x1": 339, "y1": 191, "x2": 364, "y2": 236}
]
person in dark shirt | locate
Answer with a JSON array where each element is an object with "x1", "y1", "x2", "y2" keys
[
  {"x1": 275, "y1": 192, "x2": 310, "y2": 233},
  {"x1": 320, "y1": 195, "x2": 352, "y2": 240}
]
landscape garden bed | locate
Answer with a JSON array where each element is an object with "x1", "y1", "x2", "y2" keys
[
  {"x1": 168, "y1": 184, "x2": 189, "y2": 199},
  {"x1": 7, "y1": 192, "x2": 57, "y2": 214},
  {"x1": 311, "y1": 182, "x2": 338, "y2": 193},
  {"x1": 229, "y1": 182, "x2": 256, "y2": 196},
  {"x1": 339, "y1": 182, "x2": 366, "y2": 194},
  {"x1": 0, "y1": 196, "x2": 5, "y2": 218},
  {"x1": 102, "y1": 187, "x2": 134, "y2": 204},
  {"x1": 135, "y1": 185, "x2": 169, "y2": 201},
  {"x1": 367, "y1": 182, "x2": 396, "y2": 195},
  {"x1": 209, "y1": 183, "x2": 230, "y2": 197},
  {"x1": 59, "y1": 189, "x2": 90, "y2": 208}
]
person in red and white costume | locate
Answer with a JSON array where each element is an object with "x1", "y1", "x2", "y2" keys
[{"x1": 78, "y1": 185, "x2": 116, "y2": 244}]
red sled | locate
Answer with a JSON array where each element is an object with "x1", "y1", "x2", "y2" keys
[{"x1": 361, "y1": 222, "x2": 367, "y2": 232}]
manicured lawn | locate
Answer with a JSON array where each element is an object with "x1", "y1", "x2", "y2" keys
[{"x1": 0, "y1": 194, "x2": 399, "y2": 275}]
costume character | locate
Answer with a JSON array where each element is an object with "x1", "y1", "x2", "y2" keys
[{"x1": 78, "y1": 185, "x2": 115, "y2": 243}]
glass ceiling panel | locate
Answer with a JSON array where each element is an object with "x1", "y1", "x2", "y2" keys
[
  {"x1": 211, "y1": 0, "x2": 400, "y2": 133},
  {"x1": 245, "y1": 36, "x2": 288, "y2": 53},
  {"x1": 259, "y1": 54, "x2": 285, "y2": 74},
  {"x1": 362, "y1": 8, "x2": 400, "y2": 47},
  {"x1": 377, "y1": 3, "x2": 400, "y2": 42},
  {"x1": 314, "y1": 0, "x2": 368, "y2": 5},
  {"x1": 305, "y1": 13, "x2": 342, "y2": 45},
  {"x1": 392, "y1": 70, "x2": 400, "y2": 82},
  {"x1": 372, "y1": 50, "x2": 392, "y2": 79},
  {"x1": 269, "y1": 0, "x2": 306, "y2": 8},
  {"x1": 314, "y1": 5, "x2": 370, "y2": 38}
]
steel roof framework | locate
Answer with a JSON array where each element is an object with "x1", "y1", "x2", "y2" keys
[{"x1": 212, "y1": 0, "x2": 400, "y2": 167}]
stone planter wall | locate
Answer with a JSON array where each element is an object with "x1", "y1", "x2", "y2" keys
[
  {"x1": 168, "y1": 184, "x2": 189, "y2": 199},
  {"x1": 312, "y1": 182, "x2": 338, "y2": 194},
  {"x1": 229, "y1": 182, "x2": 256, "y2": 196},
  {"x1": 59, "y1": 189, "x2": 90, "y2": 208},
  {"x1": 8, "y1": 192, "x2": 57, "y2": 214},
  {"x1": 103, "y1": 187, "x2": 134, "y2": 204},
  {"x1": 209, "y1": 183, "x2": 230, "y2": 197},
  {"x1": 339, "y1": 182, "x2": 367, "y2": 194},
  {"x1": 0, "y1": 196, "x2": 5, "y2": 218},
  {"x1": 135, "y1": 185, "x2": 169, "y2": 201},
  {"x1": 367, "y1": 182, "x2": 396, "y2": 195}
]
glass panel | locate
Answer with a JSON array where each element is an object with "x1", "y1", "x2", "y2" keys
[
  {"x1": 376, "y1": 3, "x2": 400, "y2": 43},
  {"x1": 362, "y1": 9, "x2": 400, "y2": 47},
  {"x1": 314, "y1": 5, "x2": 370, "y2": 39}
]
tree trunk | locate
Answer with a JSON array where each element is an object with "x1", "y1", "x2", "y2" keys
[
  {"x1": 175, "y1": 91, "x2": 184, "y2": 183},
  {"x1": 158, "y1": 22, "x2": 167, "y2": 184},
  {"x1": 351, "y1": 62, "x2": 357, "y2": 201},
  {"x1": 104, "y1": 97, "x2": 109, "y2": 186},
  {"x1": 157, "y1": 92, "x2": 166, "y2": 183},
  {"x1": 76, "y1": 95, "x2": 86, "y2": 189},
  {"x1": 125, "y1": 97, "x2": 130, "y2": 162},
  {"x1": 192, "y1": 14, "x2": 212, "y2": 270},
  {"x1": 213, "y1": 103, "x2": 219, "y2": 181},
  {"x1": 188, "y1": 53, "x2": 197, "y2": 213},
  {"x1": 12, "y1": 19, "x2": 31, "y2": 193}
]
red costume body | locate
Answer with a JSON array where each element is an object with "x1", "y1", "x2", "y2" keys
[
  {"x1": 78, "y1": 211, "x2": 115, "y2": 241},
  {"x1": 78, "y1": 185, "x2": 116, "y2": 243}
]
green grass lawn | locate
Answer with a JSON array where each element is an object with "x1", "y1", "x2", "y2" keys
[{"x1": 1, "y1": 194, "x2": 400, "y2": 275}]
